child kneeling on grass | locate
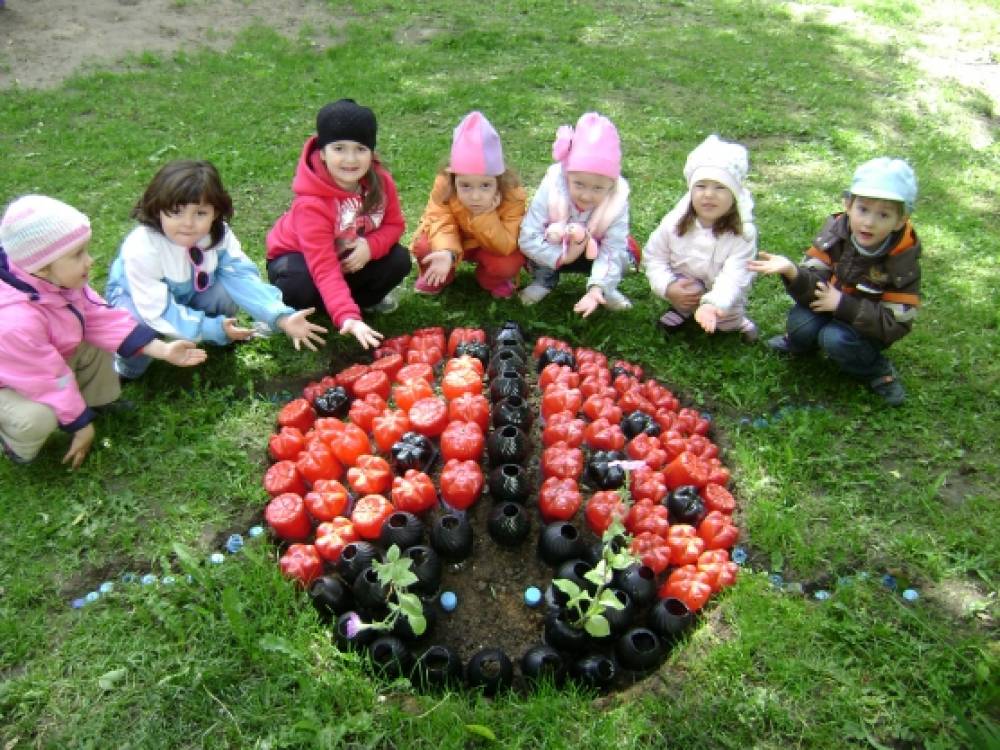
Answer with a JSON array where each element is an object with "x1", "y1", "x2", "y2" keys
[
  {"x1": 748, "y1": 158, "x2": 921, "y2": 406},
  {"x1": 411, "y1": 111, "x2": 527, "y2": 299},
  {"x1": 518, "y1": 112, "x2": 637, "y2": 317},
  {"x1": 0, "y1": 196, "x2": 207, "y2": 468},
  {"x1": 643, "y1": 134, "x2": 759, "y2": 343},
  {"x1": 106, "y1": 160, "x2": 327, "y2": 380}
]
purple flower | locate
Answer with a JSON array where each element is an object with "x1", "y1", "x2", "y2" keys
[{"x1": 343, "y1": 612, "x2": 364, "y2": 639}]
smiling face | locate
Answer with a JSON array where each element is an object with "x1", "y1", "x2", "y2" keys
[
  {"x1": 159, "y1": 202, "x2": 218, "y2": 247},
  {"x1": 846, "y1": 195, "x2": 906, "y2": 249},
  {"x1": 320, "y1": 140, "x2": 373, "y2": 191},
  {"x1": 690, "y1": 179, "x2": 735, "y2": 227},
  {"x1": 566, "y1": 171, "x2": 614, "y2": 212},
  {"x1": 34, "y1": 242, "x2": 93, "y2": 289},
  {"x1": 453, "y1": 173, "x2": 499, "y2": 214}
]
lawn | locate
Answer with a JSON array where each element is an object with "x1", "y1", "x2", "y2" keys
[{"x1": 1, "y1": 0, "x2": 998, "y2": 747}]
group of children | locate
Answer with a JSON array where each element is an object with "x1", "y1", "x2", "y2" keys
[{"x1": 0, "y1": 98, "x2": 922, "y2": 467}]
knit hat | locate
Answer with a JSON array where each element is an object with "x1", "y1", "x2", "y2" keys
[
  {"x1": 683, "y1": 134, "x2": 754, "y2": 223},
  {"x1": 849, "y1": 157, "x2": 917, "y2": 214},
  {"x1": 552, "y1": 112, "x2": 621, "y2": 179},
  {"x1": 448, "y1": 111, "x2": 505, "y2": 176},
  {"x1": 0, "y1": 195, "x2": 92, "y2": 273},
  {"x1": 316, "y1": 99, "x2": 377, "y2": 151}
]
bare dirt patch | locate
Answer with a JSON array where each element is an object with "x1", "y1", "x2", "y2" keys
[{"x1": 0, "y1": 0, "x2": 340, "y2": 90}]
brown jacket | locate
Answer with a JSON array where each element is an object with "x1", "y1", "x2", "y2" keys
[
  {"x1": 785, "y1": 212, "x2": 922, "y2": 346},
  {"x1": 413, "y1": 174, "x2": 526, "y2": 262}
]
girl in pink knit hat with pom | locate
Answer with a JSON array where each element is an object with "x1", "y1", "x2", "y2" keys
[
  {"x1": 410, "y1": 111, "x2": 527, "y2": 298},
  {"x1": 518, "y1": 112, "x2": 638, "y2": 317}
]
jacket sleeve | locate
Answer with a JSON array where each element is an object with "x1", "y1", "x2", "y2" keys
[
  {"x1": 700, "y1": 226, "x2": 758, "y2": 311},
  {"x1": 292, "y1": 197, "x2": 362, "y2": 327},
  {"x1": 421, "y1": 176, "x2": 464, "y2": 257},
  {"x1": 465, "y1": 186, "x2": 527, "y2": 257},
  {"x1": 363, "y1": 171, "x2": 405, "y2": 260},
  {"x1": 642, "y1": 214, "x2": 681, "y2": 299},
  {"x1": 78, "y1": 288, "x2": 159, "y2": 355},
  {"x1": 518, "y1": 179, "x2": 562, "y2": 268},
  {"x1": 0, "y1": 316, "x2": 95, "y2": 430},
  {"x1": 587, "y1": 204, "x2": 630, "y2": 292},
  {"x1": 122, "y1": 237, "x2": 228, "y2": 345},
  {"x1": 214, "y1": 230, "x2": 295, "y2": 328}
]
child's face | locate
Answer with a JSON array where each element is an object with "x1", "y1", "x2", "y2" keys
[
  {"x1": 690, "y1": 179, "x2": 735, "y2": 227},
  {"x1": 320, "y1": 141, "x2": 373, "y2": 191},
  {"x1": 34, "y1": 242, "x2": 93, "y2": 289},
  {"x1": 846, "y1": 196, "x2": 906, "y2": 249},
  {"x1": 159, "y1": 202, "x2": 218, "y2": 247},
  {"x1": 566, "y1": 171, "x2": 615, "y2": 212},
  {"x1": 453, "y1": 173, "x2": 499, "y2": 214}
]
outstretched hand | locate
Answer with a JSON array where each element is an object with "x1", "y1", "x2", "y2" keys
[
  {"x1": 421, "y1": 250, "x2": 454, "y2": 286},
  {"x1": 747, "y1": 251, "x2": 797, "y2": 280},
  {"x1": 278, "y1": 308, "x2": 328, "y2": 351},
  {"x1": 573, "y1": 286, "x2": 606, "y2": 318},
  {"x1": 340, "y1": 318, "x2": 384, "y2": 350},
  {"x1": 164, "y1": 339, "x2": 209, "y2": 366},
  {"x1": 223, "y1": 318, "x2": 254, "y2": 341},
  {"x1": 694, "y1": 304, "x2": 721, "y2": 334}
]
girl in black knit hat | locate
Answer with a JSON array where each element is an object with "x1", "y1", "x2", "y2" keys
[{"x1": 266, "y1": 99, "x2": 411, "y2": 349}]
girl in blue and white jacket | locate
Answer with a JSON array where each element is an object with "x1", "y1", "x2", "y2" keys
[{"x1": 106, "y1": 160, "x2": 326, "y2": 378}]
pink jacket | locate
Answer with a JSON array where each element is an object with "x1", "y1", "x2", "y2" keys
[
  {"x1": 0, "y1": 258, "x2": 156, "y2": 431},
  {"x1": 266, "y1": 136, "x2": 406, "y2": 327}
]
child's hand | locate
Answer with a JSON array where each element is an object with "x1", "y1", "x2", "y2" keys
[
  {"x1": 278, "y1": 308, "x2": 328, "y2": 352},
  {"x1": 810, "y1": 281, "x2": 842, "y2": 313},
  {"x1": 163, "y1": 340, "x2": 209, "y2": 366},
  {"x1": 747, "y1": 252, "x2": 797, "y2": 280},
  {"x1": 340, "y1": 318, "x2": 384, "y2": 350},
  {"x1": 341, "y1": 237, "x2": 372, "y2": 274},
  {"x1": 573, "y1": 286, "x2": 606, "y2": 318},
  {"x1": 421, "y1": 250, "x2": 454, "y2": 286},
  {"x1": 565, "y1": 223, "x2": 587, "y2": 244},
  {"x1": 667, "y1": 279, "x2": 704, "y2": 310},
  {"x1": 223, "y1": 318, "x2": 254, "y2": 341},
  {"x1": 694, "y1": 304, "x2": 721, "y2": 333},
  {"x1": 544, "y1": 222, "x2": 567, "y2": 245},
  {"x1": 63, "y1": 423, "x2": 96, "y2": 470}
]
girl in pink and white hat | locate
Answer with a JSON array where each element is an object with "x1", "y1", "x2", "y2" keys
[
  {"x1": 518, "y1": 112, "x2": 637, "y2": 317},
  {"x1": 411, "y1": 111, "x2": 527, "y2": 298}
]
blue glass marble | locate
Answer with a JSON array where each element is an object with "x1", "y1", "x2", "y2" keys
[{"x1": 440, "y1": 591, "x2": 457, "y2": 612}]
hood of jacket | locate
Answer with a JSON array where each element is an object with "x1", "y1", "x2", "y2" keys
[{"x1": 291, "y1": 135, "x2": 386, "y2": 203}]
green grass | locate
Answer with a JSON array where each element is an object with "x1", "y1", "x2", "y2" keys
[{"x1": 2, "y1": 0, "x2": 999, "y2": 747}]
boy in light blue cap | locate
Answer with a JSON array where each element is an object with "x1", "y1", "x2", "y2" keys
[{"x1": 748, "y1": 158, "x2": 921, "y2": 405}]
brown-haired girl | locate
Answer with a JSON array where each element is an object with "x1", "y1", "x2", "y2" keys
[
  {"x1": 643, "y1": 135, "x2": 759, "y2": 342},
  {"x1": 411, "y1": 111, "x2": 526, "y2": 298},
  {"x1": 106, "y1": 159, "x2": 326, "y2": 378},
  {"x1": 266, "y1": 99, "x2": 411, "y2": 350}
]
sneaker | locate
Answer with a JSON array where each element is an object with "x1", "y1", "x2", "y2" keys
[
  {"x1": 869, "y1": 371, "x2": 906, "y2": 406},
  {"x1": 603, "y1": 288, "x2": 632, "y2": 311},
  {"x1": 766, "y1": 334, "x2": 798, "y2": 355},
  {"x1": 519, "y1": 283, "x2": 552, "y2": 305},
  {"x1": 487, "y1": 280, "x2": 515, "y2": 299},
  {"x1": 657, "y1": 309, "x2": 690, "y2": 332},
  {"x1": 738, "y1": 318, "x2": 759, "y2": 344},
  {"x1": 363, "y1": 290, "x2": 399, "y2": 314}
]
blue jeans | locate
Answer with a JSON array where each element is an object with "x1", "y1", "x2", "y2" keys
[
  {"x1": 784, "y1": 304, "x2": 893, "y2": 381},
  {"x1": 112, "y1": 283, "x2": 238, "y2": 379}
]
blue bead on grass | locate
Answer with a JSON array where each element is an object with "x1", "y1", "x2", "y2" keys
[
  {"x1": 248, "y1": 525, "x2": 265, "y2": 538},
  {"x1": 731, "y1": 546, "x2": 748, "y2": 565},
  {"x1": 121, "y1": 572, "x2": 137, "y2": 584},
  {"x1": 902, "y1": 589, "x2": 919, "y2": 602},
  {"x1": 141, "y1": 574, "x2": 157, "y2": 586},
  {"x1": 85, "y1": 591, "x2": 100, "y2": 603},
  {"x1": 768, "y1": 573, "x2": 784, "y2": 588},
  {"x1": 99, "y1": 582, "x2": 114, "y2": 595},
  {"x1": 225, "y1": 534, "x2": 245, "y2": 554},
  {"x1": 71, "y1": 598, "x2": 86, "y2": 609},
  {"x1": 524, "y1": 586, "x2": 542, "y2": 607},
  {"x1": 440, "y1": 591, "x2": 457, "y2": 612},
  {"x1": 162, "y1": 576, "x2": 176, "y2": 586},
  {"x1": 209, "y1": 552, "x2": 225, "y2": 565},
  {"x1": 881, "y1": 574, "x2": 897, "y2": 591},
  {"x1": 814, "y1": 590, "x2": 831, "y2": 601}
]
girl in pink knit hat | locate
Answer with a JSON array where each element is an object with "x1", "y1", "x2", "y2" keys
[
  {"x1": 410, "y1": 111, "x2": 527, "y2": 298},
  {"x1": 0, "y1": 195, "x2": 207, "y2": 468},
  {"x1": 518, "y1": 112, "x2": 638, "y2": 317}
]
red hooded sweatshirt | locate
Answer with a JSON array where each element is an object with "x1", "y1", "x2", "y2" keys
[{"x1": 266, "y1": 136, "x2": 405, "y2": 326}]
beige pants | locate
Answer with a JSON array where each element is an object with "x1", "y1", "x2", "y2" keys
[{"x1": 0, "y1": 343, "x2": 121, "y2": 461}]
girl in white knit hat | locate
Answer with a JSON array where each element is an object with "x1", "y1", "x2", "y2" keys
[
  {"x1": 0, "y1": 195, "x2": 207, "y2": 468},
  {"x1": 643, "y1": 135, "x2": 759, "y2": 342}
]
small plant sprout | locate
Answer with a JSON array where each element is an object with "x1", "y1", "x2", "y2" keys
[
  {"x1": 552, "y1": 517, "x2": 638, "y2": 638},
  {"x1": 359, "y1": 544, "x2": 427, "y2": 636}
]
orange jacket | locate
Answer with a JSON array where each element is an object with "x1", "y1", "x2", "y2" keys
[{"x1": 413, "y1": 174, "x2": 526, "y2": 262}]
